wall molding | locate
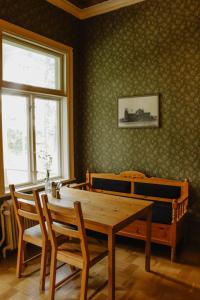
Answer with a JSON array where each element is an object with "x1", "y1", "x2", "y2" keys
[
  {"x1": 47, "y1": 0, "x2": 82, "y2": 19},
  {"x1": 47, "y1": 0, "x2": 145, "y2": 19}
]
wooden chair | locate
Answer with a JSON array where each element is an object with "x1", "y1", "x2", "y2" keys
[
  {"x1": 42, "y1": 194, "x2": 108, "y2": 300},
  {"x1": 9, "y1": 184, "x2": 49, "y2": 291}
]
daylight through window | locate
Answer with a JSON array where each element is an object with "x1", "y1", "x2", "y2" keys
[{"x1": 0, "y1": 21, "x2": 74, "y2": 193}]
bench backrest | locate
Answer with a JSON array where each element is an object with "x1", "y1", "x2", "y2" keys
[
  {"x1": 85, "y1": 171, "x2": 188, "y2": 225},
  {"x1": 86, "y1": 171, "x2": 188, "y2": 203}
]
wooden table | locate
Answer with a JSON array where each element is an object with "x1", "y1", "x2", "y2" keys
[{"x1": 47, "y1": 187, "x2": 153, "y2": 300}]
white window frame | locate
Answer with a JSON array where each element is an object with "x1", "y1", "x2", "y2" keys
[{"x1": 0, "y1": 19, "x2": 74, "y2": 196}]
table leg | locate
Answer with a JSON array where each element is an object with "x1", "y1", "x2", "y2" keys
[
  {"x1": 108, "y1": 231, "x2": 115, "y2": 300},
  {"x1": 145, "y1": 206, "x2": 152, "y2": 272}
]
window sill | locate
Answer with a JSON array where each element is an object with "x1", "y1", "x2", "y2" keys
[{"x1": 0, "y1": 177, "x2": 76, "y2": 203}]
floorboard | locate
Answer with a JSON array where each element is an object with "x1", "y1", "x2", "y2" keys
[{"x1": 0, "y1": 238, "x2": 200, "y2": 300}]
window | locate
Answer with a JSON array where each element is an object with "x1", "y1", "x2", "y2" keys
[
  {"x1": 0, "y1": 20, "x2": 74, "y2": 194},
  {"x1": 3, "y1": 37, "x2": 62, "y2": 90},
  {"x1": 2, "y1": 94, "x2": 61, "y2": 186},
  {"x1": 2, "y1": 94, "x2": 30, "y2": 186}
]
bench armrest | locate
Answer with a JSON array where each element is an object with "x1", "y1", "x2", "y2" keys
[
  {"x1": 175, "y1": 196, "x2": 188, "y2": 222},
  {"x1": 178, "y1": 195, "x2": 188, "y2": 204}
]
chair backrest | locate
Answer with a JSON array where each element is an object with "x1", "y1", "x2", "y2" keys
[
  {"x1": 42, "y1": 194, "x2": 89, "y2": 261},
  {"x1": 9, "y1": 184, "x2": 47, "y2": 239}
]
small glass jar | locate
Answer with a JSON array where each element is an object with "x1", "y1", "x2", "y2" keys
[{"x1": 51, "y1": 181, "x2": 57, "y2": 198}]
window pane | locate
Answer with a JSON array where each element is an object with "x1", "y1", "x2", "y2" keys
[
  {"x1": 2, "y1": 94, "x2": 30, "y2": 186},
  {"x1": 3, "y1": 38, "x2": 61, "y2": 90},
  {"x1": 35, "y1": 98, "x2": 60, "y2": 180}
]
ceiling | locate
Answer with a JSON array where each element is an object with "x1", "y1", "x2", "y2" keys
[
  {"x1": 47, "y1": 0, "x2": 145, "y2": 19},
  {"x1": 67, "y1": 0, "x2": 109, "y2": 9}
]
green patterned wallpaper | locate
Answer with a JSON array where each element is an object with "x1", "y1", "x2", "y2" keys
[
  {"x1": 0, "y1": 0, "x2": 200, "y2": 218},
  {"x1": 0, "y1": 0, "x2": 79, "y2": 47},
  {"x1": 77, "y1": 0, "x2": 200, "y2": 218}
]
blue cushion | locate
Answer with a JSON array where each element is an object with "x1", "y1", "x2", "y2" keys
[
  {"x1": 134, "y1": 182, "x2": 181, "y2": 199},
  {"x1": 139, "y1": 202, "x2": 172, "y2": 224},
  {"x1": 152, "y1": 202, "x2": 172, "y2": 224},
  {"x1": 92, "y1": 178, "x2": 131, "y2": 193}
]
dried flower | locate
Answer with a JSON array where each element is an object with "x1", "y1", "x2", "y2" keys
[{"x1": 38, "y1": 150, "x2": 53, "y2": 171}]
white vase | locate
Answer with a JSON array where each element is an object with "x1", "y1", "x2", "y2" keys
[{"x1": 45, "y1": 170, "x2": 51, "y2": 193}]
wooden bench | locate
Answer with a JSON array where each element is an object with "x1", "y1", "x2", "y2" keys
[{"x1": 71, "y1": 171, "x2": 189, "y2": 261}]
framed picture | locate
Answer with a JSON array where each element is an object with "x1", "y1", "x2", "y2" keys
[{"x1": 118, "y1": 95, "x2": 159, "y2": 128}]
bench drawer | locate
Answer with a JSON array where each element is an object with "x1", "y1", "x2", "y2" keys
[{"x1": 119, "y1": 220, "x2": 172, "y2": 245}]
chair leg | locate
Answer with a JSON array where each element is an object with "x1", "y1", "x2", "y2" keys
[
  {"x1": 16, "y1": 235, "x2": 25, "y2": 278},
  {"x1": 40, "y1": 242, "x2": 48, "y2": 291},
  {"x1": 171, "y1": 246, "x2": 176, "y2": 262},
  {"x1": 49, "y1": 250, "x2": 57, "y2": 300},
  {"x1": 47, "y1": 249, "x2": 51, "y2": 266},
  {"x1": 80, "y1": 265, "x2": 89, "y2": 300}
]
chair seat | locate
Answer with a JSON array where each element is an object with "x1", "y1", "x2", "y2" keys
[
  {"x1": 24, "y1": 224, "x2": 43, "y2": 246},
  {"x1": 57, "y1": 237, "x2": 108, "y2": 268},
  {"x1": 24, "y1": 222, "x2": 72, "y2": 246}
]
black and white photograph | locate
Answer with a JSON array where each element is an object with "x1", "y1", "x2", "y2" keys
[{"x1": 118, "y1": 95, "x2": 159, "y2": 128}]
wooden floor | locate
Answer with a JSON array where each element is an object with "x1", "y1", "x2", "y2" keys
[{"x1": 0, "y1": 238, "x2": 200, "y2": 300}]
